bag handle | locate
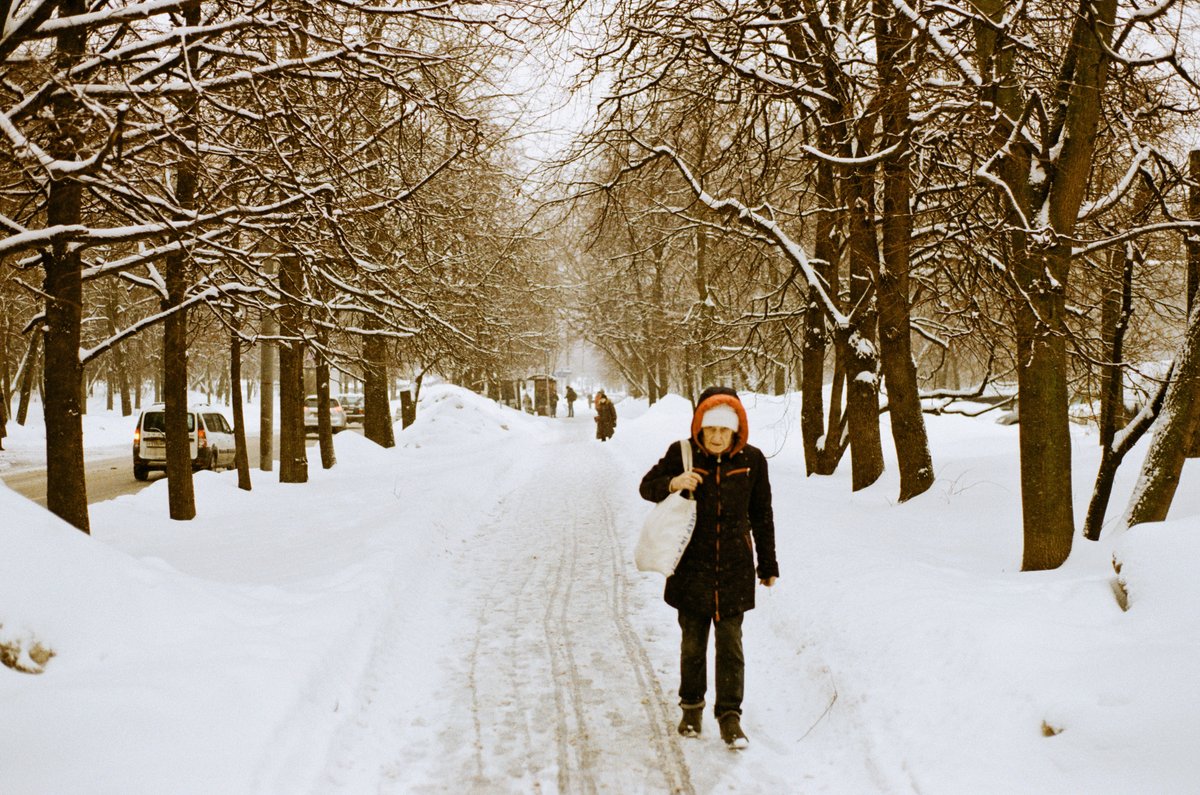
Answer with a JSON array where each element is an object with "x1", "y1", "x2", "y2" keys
[{"x1": 679, "y1": 438, "x2": 694, "y2": 499}]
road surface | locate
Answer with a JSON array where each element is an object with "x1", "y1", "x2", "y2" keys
[{"x1": 1, "y1": 431, "x2": 354, "y2": 507}]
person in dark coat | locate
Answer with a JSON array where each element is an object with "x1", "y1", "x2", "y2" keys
[
  {"x1": 0, "y1": 396, "x2": 7, "y2": 450},
  {"x1": 639, "y1": 386, "x2": 778, "y2": 748},
  {"x1": 594, "y1": 390, "x2": 616, "y2": 441},
  {"x1": 565, "y1": 385, "x2": 577, "y2": 417}
]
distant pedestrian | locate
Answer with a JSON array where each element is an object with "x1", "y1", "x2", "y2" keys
[
  {"x1": 594, "y1": 390, "x2": 616, "y2": 441},
  {"x1": 550, "y1": 389, "x2": 558, "y2": 418},
  {"x1": 565, "y1": 385, "x2": 577, "y2": 418},
  {"x1": 638, "y1": 386, "x2": 778, "y2": 749},
  {"x1": 0, "y1": 396, "x2": 7, "y2": 450}
]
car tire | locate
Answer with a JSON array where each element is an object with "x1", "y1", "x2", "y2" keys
[{"x1": 134, "y1": 463, "x2": 149, "y2": 481}]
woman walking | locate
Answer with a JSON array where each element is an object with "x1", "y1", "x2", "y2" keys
[{"x1": 639, "y1": 386, "x2": 778, "y2": 748}]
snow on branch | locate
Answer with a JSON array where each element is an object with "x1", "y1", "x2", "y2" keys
[
  {"x1": 0, "y1": 189, "x2": 318, "y2": 259},
  {"x1": 641, "y1": 142, "x2": 849, "y2": 329},
  {"x1": 890, "y1": 0, "x2": 982, "y2": 87},
  {"x1": 1112, "y1": 0, "x2": 1180, "y2": 54},
  {"x1": 800, "y1": 139, "x2": 905, "y2": 167},
  {"x1": 21, "y1": 0, "x2": 199, "y2": 39},
  {"x1": 78, "y1": 283, "x2": 265, "y2": 365},
  {"x1": 1075, "y1": 220, "x2": 1200, "y2": 258},
  {"x1": 0, "y1": 103, "x2": 125, "y2": 181},
  {"x1": 1077, "y1": 146, "x2": 1153, "y2": 220},
  {"x1": 691, "y1": 32, "x2": 837, "y2": 106}
]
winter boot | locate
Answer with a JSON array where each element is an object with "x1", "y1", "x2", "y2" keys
[
  {"x1": 678, "y1": 703, "x2": 704, "y2": 737},
  {"x1": 718, "y1": 711, "x2": 748, "y2": 749}
]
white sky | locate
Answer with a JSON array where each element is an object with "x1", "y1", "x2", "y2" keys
[{"x1": 3, "y1": 385, "x2": 1200, "y2": 791}]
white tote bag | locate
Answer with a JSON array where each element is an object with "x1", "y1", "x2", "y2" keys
[{"x1": 635, "y1": 440, "x2": 697, "y2": 576}]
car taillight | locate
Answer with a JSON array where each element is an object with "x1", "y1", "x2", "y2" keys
[
  {"x1": 197, "y1": 427, "x2": 207, "y2": 447},
  {"x1": 134, "y1": 428, "x2": 141, "y2": 445}
]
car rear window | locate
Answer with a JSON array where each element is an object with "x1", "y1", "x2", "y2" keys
[
  {"x1": 203, "y1": 413, "x2": 232, "y2": 433},
  {"x1": 142, "y1": 411, "x2": 195, "y2": 432}
]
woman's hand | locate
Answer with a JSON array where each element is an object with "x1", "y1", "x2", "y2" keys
[
  {"x1": 759, "y1": 577, "x2": 777, "y2": 587},
  {"x1": 669, "y1": 471, "x2": 702, "y2": 492}
]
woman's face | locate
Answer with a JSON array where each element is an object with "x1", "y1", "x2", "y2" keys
[{"x1": 702, "y1": 426, "x2": 733, "y2": 455}]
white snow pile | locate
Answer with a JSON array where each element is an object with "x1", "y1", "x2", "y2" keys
[{"x1": 395, "y1": 382, "x2": 547, "y2": 448}]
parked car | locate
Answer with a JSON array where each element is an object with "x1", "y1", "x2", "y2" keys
[
  {"x1": 340, "y1": 393, "x2": 365, "y2": 425},
  {"x1": 304, "y1": 395, "x2": 347, "y2": 434},
  {"x1": 132, "y1": 404, "x2": 237, "y2": 481}
]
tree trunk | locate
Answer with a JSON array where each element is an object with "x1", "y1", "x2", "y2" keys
[
  {"x1": 1187, "y1": 150, "x2": 1200, "y2": 458},
  {"x1": 1098, "y1": 247, "x2": 1127, "y2": 449},
  {"x1": 42, "y1": 0, "x2": 89, "y2": 532},
  {"x1": 1124, "y1": 301, "x2": 1200, "y2": 526},
  {"x1": 1084, "y1": 248, "x2": 1137, "y2": 540},
  {"x1": 277, "y1": 253, "x2": 308, "y2": 483},
  {"x1": 399, "y1": 389, "x2": 416, "y2": 429},
  {"x1": 1014, "y1": 242, "x2": 1074, "y2": 569},
  {"x1": 802, "y1": 158, "x2": 835, "y2": 476},
  {"x1": 362, "y1": 333, "x2": 395, "y2": 447},
  {"x1": 875, "y1": 1, "x2": 933, "y2": 501},
  {"x1": 843, "y1": 167, "x2": 885, "y2": 491},
  {"x1": 974, "y1": 0, "x2": 1116, "y2": 569},
  {"x1": 162, "y1": 254, "x2": 196, "y2": 520},
  {"x1": 315, "y1": 349, "x2": 335, "y2": 469},
  {"x1": 231, "y1": 330, "x2": 252, "y2": 491},
  {"x1": 162, "y1": 1, "x2": 201, "y2": 521},
  {"x1": 15, "y1": 330, "x2": 39, "y2": 425},
  {"x1": 259, "y1": 294, "x2": 277, "y2": 472}
]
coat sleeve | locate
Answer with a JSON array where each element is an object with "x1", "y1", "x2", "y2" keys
[
  {"x1": 749, "y1": 449, "x2": 779, "y2": 580},
  {"x1": 639, "y1": 441, "x2": 684, "y2": 503}
]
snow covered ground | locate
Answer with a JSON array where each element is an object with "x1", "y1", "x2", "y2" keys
[{"x1": 3, "y1": 385, "x2": 1200, "y2": 793}]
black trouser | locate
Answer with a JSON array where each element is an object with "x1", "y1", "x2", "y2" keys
[{"x1": 677, "y1": 609, "x2": 744, "y2": 716}]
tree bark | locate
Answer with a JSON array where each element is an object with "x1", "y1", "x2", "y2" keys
[
  {"x1": 15, "y1": 330, "x2": 39, "y2": 426},
  {"x1": 362, "y1": 332, "x2": 395, "y2": 447},
  {"x1": 1187, "y1": 150, "x2": 1200, "y2": 458},
  {"x1": 1098, "y1": 247, "x2": 1127, "y2": 449},
  {"x1": 802, "y1": 157, "x2": 835, "y2": 476},
  {"x1": 259, "y1": 288, "x2": 277, "y2": 472},
  {"x1": 1013, "y1": 241, "x2": 1075, "y2": 570},
  {"x1": 874, "y1": 1, "x2": 933, "y2": 501},
  {"x1": 315, "y1": 345, "x2": 336, "y2": 469},
  {"x1": 231, "y1": 329, "x2": 252, "y2": 491},
  {"x1": 1124, "y1": 302, "x2": 1200, "y2": 526},
  {"x1": 1084, "y1": 248, "x2": 1137, "y2": 540},
  {"x1": 974, "y1": 0, "x2": 1117, "y2": 569},
  {"x1": 277, "y1": 253, "x2": 308, "y2": 483},
  {"x1": 162, "y1": 0, "x2": 201, "y2": 521},
  {"x1": 42, "y1": 0, "x2": 89, "y2": 532},
  {"x1": 843, "y1": 167, "x2": 885, "y2": 491}
]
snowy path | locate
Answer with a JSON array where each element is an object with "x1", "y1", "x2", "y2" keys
[{"x1": 315, "y1": 422, "x2": 695, "y2": 793}]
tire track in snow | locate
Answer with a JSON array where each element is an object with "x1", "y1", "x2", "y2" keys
[
  {"x1": 315, "y1": 425, "x2": 695, "y2": 792},
  {"x1": 542, "y1": 520, "x2": 599, "y2": 795},
  {"x1": 593, "y1": 488, "x2": 694, "y2": 795}
]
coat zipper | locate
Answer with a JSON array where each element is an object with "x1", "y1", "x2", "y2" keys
[{"x1": 714, "y1": 453, "x2": 722, "y2": 622}]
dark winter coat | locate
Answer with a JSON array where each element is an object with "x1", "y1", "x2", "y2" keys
[
  {"x1": 639, "y1": 387, "x2": 778, "y2": 620},
  {"x1": 595, "y1": 395, "x2": 616, "y2": 439}
]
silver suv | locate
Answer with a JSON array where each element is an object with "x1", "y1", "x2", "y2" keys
[
  {"x1": 304, "y1": 395, "x2": 347, "y2": 434},
  {"x1": 132, "y1": 404, "x2": 237, "y2": 480}
]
